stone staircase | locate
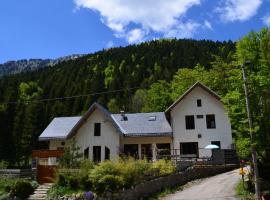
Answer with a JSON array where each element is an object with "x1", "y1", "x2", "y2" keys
[{"x1": 28, "y1": 183, "x2": 53, "y2": 200}]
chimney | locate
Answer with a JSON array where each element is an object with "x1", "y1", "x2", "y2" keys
[{"x1": 120, "y1": 110, "x2": 128, "y2": 121}]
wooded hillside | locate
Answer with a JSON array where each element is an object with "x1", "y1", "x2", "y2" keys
[{"x1": 0, "y1": 31, "x2": 269, "y2": 187}]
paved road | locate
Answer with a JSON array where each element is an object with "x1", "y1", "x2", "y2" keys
[{"x1": 163, "y1": 169, "x2": 241, "y2": 200}]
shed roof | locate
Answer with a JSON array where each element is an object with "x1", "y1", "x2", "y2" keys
[{"x1": 39, "y1": 116, "x2": 81, "y2": 141}]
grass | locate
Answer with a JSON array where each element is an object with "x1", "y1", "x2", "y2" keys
[{"x1": 235, "y1": 180, "x2": 255, "y2": 200}]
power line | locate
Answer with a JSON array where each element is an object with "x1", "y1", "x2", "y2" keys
[{"x1": 0, "y1": 86, "x2": 143, "y2": 105}]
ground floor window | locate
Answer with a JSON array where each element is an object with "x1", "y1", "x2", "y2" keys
[
  {"x1": 105, "y1": 146, "x2": 110, "y2": 160},
  {"x1": 84, "y1": 147, "x2": 89, "y2": 159},
  {"x1": 141, "y1": 144, "x2": 152, "y2": 160},
  {"x1": 211, "y1": 141, "x2": 221, "y2": 149},
  {"x1": 156, "y1": 143, "x2": 171, "y2": 157},
  {"x1": 124, "y1": 144, "x2": 138, "y2": 158},
  {"x1": 93, "y1": 146, "x2": 101, "y2": 162},
  {"x1": 180, "y1": 142, "x2": 198, "y2": 157}
]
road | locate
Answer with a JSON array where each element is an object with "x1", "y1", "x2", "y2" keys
[{"x1": 163, "y1": 169, "x2": 241, "y2": 200}]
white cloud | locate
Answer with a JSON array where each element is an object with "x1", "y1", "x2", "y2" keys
[
  {"x1": 262, "y1": 14, "x2": 270, "y2": 26},
  {"x1": 165, "y1": 21, "x2": 200, "y2": 38},
  {"x1": 74, "y1": 0, "x2": 201, "y2": 43},
  {"x1": 127, "y1": 29, "x2": 145, "y2": 43},
  {"x1": 216, "y1": 0, "x2": 262, "y2": 22},
  {"x1": 106, "y1": 41, "x2": 114, "y2": 48},
  {"x1": 204, "y1": 20, "x2": 213, "y2": 30}
]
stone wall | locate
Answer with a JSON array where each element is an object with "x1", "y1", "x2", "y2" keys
[
  {"x1": 0, "y1": 169, "x2": 35, "y2": 179},
  {"x1": 97, "y1": 164, "x2": 238, "y2": 200}
]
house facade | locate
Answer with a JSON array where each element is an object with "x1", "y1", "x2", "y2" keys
[{"x1": 39, "y1": 82, "x2": 233, "y2": 163}]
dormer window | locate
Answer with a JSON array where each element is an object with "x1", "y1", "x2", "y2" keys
[
  {"x1": 197, "y1": 99, "x2": 202, "y2": 107},
  {"x1": 148, "y1": 116, "x2": 156, "y2": 121}
]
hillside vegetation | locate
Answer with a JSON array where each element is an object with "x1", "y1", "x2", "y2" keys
[{"x1": 0, "y1": 29, "x2": 269, "y2": 187}]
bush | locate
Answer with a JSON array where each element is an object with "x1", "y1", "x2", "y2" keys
[
  {"x1": 152, "y1": 159, "x2": 176, "y2": 176},
  {"x1": 53, "y1": 158, "x2": 176, "y2": 196},
  {"x1": 0, "y1": 161, "x2": 8, "y2": 169},
  {"x1": 95, "y1": 174, "x2": 124, "y2": 194},
  {"x1": 9, "y1": 180, "x2": 34, "y2": 199}
]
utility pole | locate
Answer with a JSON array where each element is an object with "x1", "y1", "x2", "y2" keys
[{"x1": 242, "y1": 61, "x2": 261, "y2": 200}]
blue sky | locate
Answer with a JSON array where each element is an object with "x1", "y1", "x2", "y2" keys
[{"x1": 0, "y1": 0, "x2": 270, "y2": 63}]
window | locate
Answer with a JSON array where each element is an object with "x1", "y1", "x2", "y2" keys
[
  {"x1": 180, "y1": 142, "x2": 198, "y2": 156},
  {"x1": 105, "y1": 146, "x2": 110, "y2": 160},
  {"x1": 157, "y1": 143, "x2": 171, "y2": 157},
  {"x1": 211, "y1": 141, "x2": 221, "y2": 149},
  {"x1": 196, "y1": 115, "x2": 203, "y2": 119},
  {"x1": 124, "y1": 144, "x2": 138, "y2": 158},
  {"x1": 93, "y1": 146, "x2": 101, "y2": 162},
  {"x1": 206, "y1": 114, "x2": 216, "y2": 129},
  {"x1": 185, "y1": 115, "x2": 195, "y2": 129},
  {"x1": 94, "y1": 123, "x2": 101, "y2": 136},
  {"x1": 84, "y1": 147, "x2": 89, "y2": 159},
  {"x1": 197, "y1": 99, "x2": 202, "y2": 107}
]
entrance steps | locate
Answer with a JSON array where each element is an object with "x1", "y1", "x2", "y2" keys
[{"x1": 28, "y1": 183, "x2": 53, "y2": 200}]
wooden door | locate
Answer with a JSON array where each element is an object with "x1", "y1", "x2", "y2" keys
[{"x1": 37, "y1": 165, "x2": 57, "y2": 184}]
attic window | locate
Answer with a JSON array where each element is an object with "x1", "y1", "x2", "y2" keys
[
  {"x1": 148, "y1": 116, "x2": 156, "y2": 121},
  {"x1": 197, "y1": 99, "x2": 202, "y2": 107}
]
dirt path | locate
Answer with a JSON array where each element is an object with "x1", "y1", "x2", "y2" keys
[{"x1": 163, "y1": 169, "x2": 241, "y2": 200}]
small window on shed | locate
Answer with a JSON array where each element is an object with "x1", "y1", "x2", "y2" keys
[
  {"x1": 197, "y1": 99, "x2": 202, "y2": 107},
  {"x1": 94, "y1": 123, "x2": 101, "y2": 136}
]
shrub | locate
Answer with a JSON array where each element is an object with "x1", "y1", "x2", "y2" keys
[
  {"x1": 68, "y1": 174, "x2": 80, "y2": 189},
  {"x1": 31, "y1": 181, "x2": 39, "y2": 190},
  {"x1": 79, "y1": 160, "x2": 94, "y2": 190},
  {"x1": 0, "y1": 161, "x2": 8, "y2": 169},
  {"x1": 152, "y1": 159, "x2": 176, "y2": 176},
  {"x1": 95, "y1": 174, "x2": 124, "y2": 194},
  {"x1": 9, "y1": 180, "x2": 34, "y2": 199},
  {"x1": 57, "y1": 172, "x2": 69, "y2": 187}
]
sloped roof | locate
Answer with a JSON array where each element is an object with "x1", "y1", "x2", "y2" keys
[
  {"x1": 39, "y1": 103, "x2": 172, "y2": 141},
  {"x1": 39, "y1": 116, "x2": 81, "y2": 141},
  {"x1": 112, "y1": 112, "x2": 172, "y2": 136},
  {"x1": 165, "y1": 81, "x2": 221, "y2": 113},
  {"x1": 66, "y1": 102, "x2": 124, "y2": 139}
]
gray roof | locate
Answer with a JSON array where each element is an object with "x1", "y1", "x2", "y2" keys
[
  {"x1": 39, "y1": 116, "x2": 81, "y2": 141},
  {"x1": 111, "y1": 112, "x2": 172, "y2": 136},
  {"x1": 39, "y1": 103, "x2": 172, "y2": 141}
]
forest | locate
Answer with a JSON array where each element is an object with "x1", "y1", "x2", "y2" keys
[{"x1": 0, "y1": 28, "x2": 269, "y2": 186}]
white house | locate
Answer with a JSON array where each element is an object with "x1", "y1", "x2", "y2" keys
[{"x1": 38, "y1": 82, "x2": 233, "y2": 163}]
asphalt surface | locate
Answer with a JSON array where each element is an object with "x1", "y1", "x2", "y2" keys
[{"x1": 163, "y1": 169, "x2": 241, "y2": 200}]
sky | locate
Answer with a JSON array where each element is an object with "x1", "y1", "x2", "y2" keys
[{"x1": 0, "y1": 0, "x2": 270, "y2": 63}]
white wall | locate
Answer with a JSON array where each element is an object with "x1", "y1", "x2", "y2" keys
[
  {"x1": 170, "y1": 86, "x2": 232, "y2": 157},
  {"x1": 74, "y1": 109, "x2": 120, "y2": 161}
]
